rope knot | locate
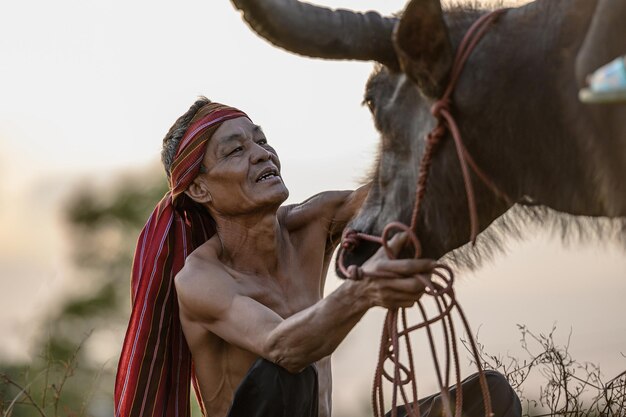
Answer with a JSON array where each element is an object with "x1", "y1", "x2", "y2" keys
[
  {"x1": 341, "y1": 229, "x2": 359, "y2": 250},
  {"x1": 430, "y1": 98, "x2": 451, "y2": 119}
]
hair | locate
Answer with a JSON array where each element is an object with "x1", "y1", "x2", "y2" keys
[
  {"x1": 442, "y1": 204, "x2": 626, "y2": 271},
  {"x1": 161, "y1": 96, "x2": 211, "y2": 177}
]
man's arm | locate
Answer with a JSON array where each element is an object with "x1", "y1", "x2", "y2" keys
[
  {"x1": 327, "y1": 183, "x2": 372, "y2": 239},
  {"x1": 176, "y1": 234, "x2": 430, "y2": 374},
  {"x1": 285, "y1": 183, "x2": 371, "y2": 247}
]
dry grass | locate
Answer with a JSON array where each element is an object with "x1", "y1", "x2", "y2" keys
[
  {"x1": 465, "y1": 324, "x2": 626, "y2": 416},
  {"x1": 2, "y1": 325, "x2": 624, "y2": 417}
]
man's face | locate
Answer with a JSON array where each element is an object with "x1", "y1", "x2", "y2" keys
[{"x1": 198, "y1": 116, "x2": 289, "y2": 216}]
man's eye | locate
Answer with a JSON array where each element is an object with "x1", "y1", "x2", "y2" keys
[
  {"x1": 228, "y1": 147, "x2": 243, "y2": 156},
  {"x1": 257, "y1": 138, "x2": 268, "y2": 145}
]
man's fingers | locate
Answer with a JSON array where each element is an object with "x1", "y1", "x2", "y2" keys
[
  {"x1": 385, "y1": 232, "x2": 409, "y2": 258},
  {"x1": 367, "y1": 232, "x2": 409, "y2": 263},
  {"x1": 383, "y1": 298, "x2": 418, "y2": 309},
  {"x1": 373, "y1": 283, "x2": 426, "y2": 308},
  {"x1": 375, "y1": 258, "x2": 434, "y2": 276},
  {"x1": 380, "y1": 276, "x2": 428, "y2": 294}
]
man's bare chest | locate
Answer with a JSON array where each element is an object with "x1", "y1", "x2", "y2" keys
[{"x1": 232, "y1": 267, "x2": 323, "y2": 319}]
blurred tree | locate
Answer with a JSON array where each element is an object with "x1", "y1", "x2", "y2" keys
[{"x1": 0, "y1": 165, "x2": 168, "y2": 417}]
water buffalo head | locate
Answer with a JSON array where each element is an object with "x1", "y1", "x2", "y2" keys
[{"x1": 230, "y1": 0, "x2": 607, "y2": 270}]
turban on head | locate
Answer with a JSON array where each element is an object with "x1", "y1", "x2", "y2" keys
[{"x1": 114, "y1": 102, "x2": 248, "y2": 417}]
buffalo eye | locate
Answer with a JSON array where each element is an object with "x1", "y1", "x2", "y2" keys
[{"x1": 362, "y1": 95, "x2": 375, "y2": 112}]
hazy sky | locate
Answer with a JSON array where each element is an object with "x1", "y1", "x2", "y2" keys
[{"x1": 1, "y1": 1, "x2": 625, "y2": 415}]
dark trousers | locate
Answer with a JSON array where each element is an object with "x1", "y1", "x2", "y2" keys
[
  {"x1": 226, "y1": 358, "x2": 319, "y2": 417},
  {"x1": 226, "y1": 359, "x2": 520, "y2": 417},
  {"x1": 385, "y1": 370, "x2": 522, "y2": 417}
]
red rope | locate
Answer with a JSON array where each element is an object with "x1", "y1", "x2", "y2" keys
[{"x1": 338, "y1": 9, "x2": 510, "y2": 417}]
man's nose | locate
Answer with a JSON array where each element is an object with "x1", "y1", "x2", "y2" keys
[{"x1": 250, "y1": 144, "x2": 271, "y2": 164}]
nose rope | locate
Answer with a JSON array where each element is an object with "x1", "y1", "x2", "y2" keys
[{"x1": 338, "y1": 9, "x2": 509, "y2": 417}]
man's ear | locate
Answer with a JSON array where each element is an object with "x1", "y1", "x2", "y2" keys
[{"x1": 184, "y1": 177, "x2": 213, "y2": 205}]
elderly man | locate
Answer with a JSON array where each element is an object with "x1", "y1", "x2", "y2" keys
[{"x1": 114, "y1": 98, "x2": 521, "y2": 417}]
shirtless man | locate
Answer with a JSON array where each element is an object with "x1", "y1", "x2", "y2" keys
[
  {"x1": 115, "y1": 98, "x2": 521, "y2": 417},
  {"x1": 173, "y1": 99, "x2": 434, "y2": 416}
]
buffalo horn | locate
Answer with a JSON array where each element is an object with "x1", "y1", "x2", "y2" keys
[{"x1": 230, "y1": 0, "x2": 399, "y2": 68}]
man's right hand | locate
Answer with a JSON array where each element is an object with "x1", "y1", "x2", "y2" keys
[{"x1": 357, "y1": 232, "x2": 434, "y2": 310}]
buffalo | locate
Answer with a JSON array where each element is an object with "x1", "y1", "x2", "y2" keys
[{"x1": 228, "y1": 0, "x2": 626, "y2": 268}]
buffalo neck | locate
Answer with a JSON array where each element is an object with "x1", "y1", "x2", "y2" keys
[
  {"x1": 415, "y1": 0, "x2": 603, "y2": 259},
  {"x1": 453, "y1": 0, "x2": 605, "y2": 217}
]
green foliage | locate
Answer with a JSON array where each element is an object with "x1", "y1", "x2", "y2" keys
[
  {"x1": 60, "y1": 282, "x2": 118, "y2": 318},
  {"x1": 0, "y1": 166, "x2": 168, "y2": 417},
  {"x1": 66, "y1": 177, "x2": 168, "y2": 230}
]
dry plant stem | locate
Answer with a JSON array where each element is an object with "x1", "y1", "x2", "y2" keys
[
  {"x1": 41, "y1": 342, "x2": 53, "y2": 409},
  {"x1": 1, "y1": 373, "x2": 47, "y2": 417},
  {"x1": 78, "y1": 360, "x2": 109, "y2": 417},
  {"x1": 607, "y1": 370, "x2": 626, "y2": 387},
  {"x1": 531, "y1": 412, "x2": 583, "y2": 416},
  {"x1": 52, "y1": 331, "x2": 90, "y2": 417},
  {"x1": 52, "y1": 363, "x2": 73, "y2": 417},
  {"x1": 464, "y1": 324, "x2": 626, "y2": 417},
  {"x1": 0, "y1": 331, "x2": 95, "y2": 417}
]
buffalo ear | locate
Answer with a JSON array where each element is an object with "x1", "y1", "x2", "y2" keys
[{"x1": 393, "y1": 0, "x2": 453, "y2": 98}]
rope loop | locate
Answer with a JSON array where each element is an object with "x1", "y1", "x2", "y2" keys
[
  {"x1": 381, "y1": 221, "x2": 422, "y2": 260},
  {"x1": 382, "y1": 355, "x2": 413, "y2": 385}
]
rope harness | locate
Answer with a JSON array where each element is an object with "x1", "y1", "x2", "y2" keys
[{"x1": 337, "y1": 9, "x2": 510, "y2": 417}]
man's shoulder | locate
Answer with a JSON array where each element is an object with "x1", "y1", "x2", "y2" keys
[
  {"x1": 175, "y1": 239, "x2": 233, "y2": 305},
  {"x1": 178, "y1": 238, "x2": 220, "y2": 274}
]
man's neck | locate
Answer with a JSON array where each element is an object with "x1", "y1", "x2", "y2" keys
[{"x1": 212, "y1": 210, "x2": 284, "y2": 275}]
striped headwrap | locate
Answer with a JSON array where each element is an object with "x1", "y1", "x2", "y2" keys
[{"x1": 114, "y1": 102, "x2": 249, "y2": 417}]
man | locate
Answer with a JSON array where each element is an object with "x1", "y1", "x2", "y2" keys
[{"x1": 115, "y1": 98, "x2": 521, "y2": 417}]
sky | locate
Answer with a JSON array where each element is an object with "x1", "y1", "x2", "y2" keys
[{"x1": 1, "y1": 0, "x2": 625, "y2": 415}]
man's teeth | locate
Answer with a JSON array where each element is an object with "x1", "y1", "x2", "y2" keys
[{"x1": 258, "y1": 173, "x2": 277, "y2": 182}]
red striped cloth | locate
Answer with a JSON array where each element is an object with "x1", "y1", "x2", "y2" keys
[{"x1": 114, "y1": 103, "x2": 248, "y2": 417}]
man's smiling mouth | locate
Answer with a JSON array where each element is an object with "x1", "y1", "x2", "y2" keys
[{"x1": 255, "y1": 167, "x2": 280, "y2": 182}]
